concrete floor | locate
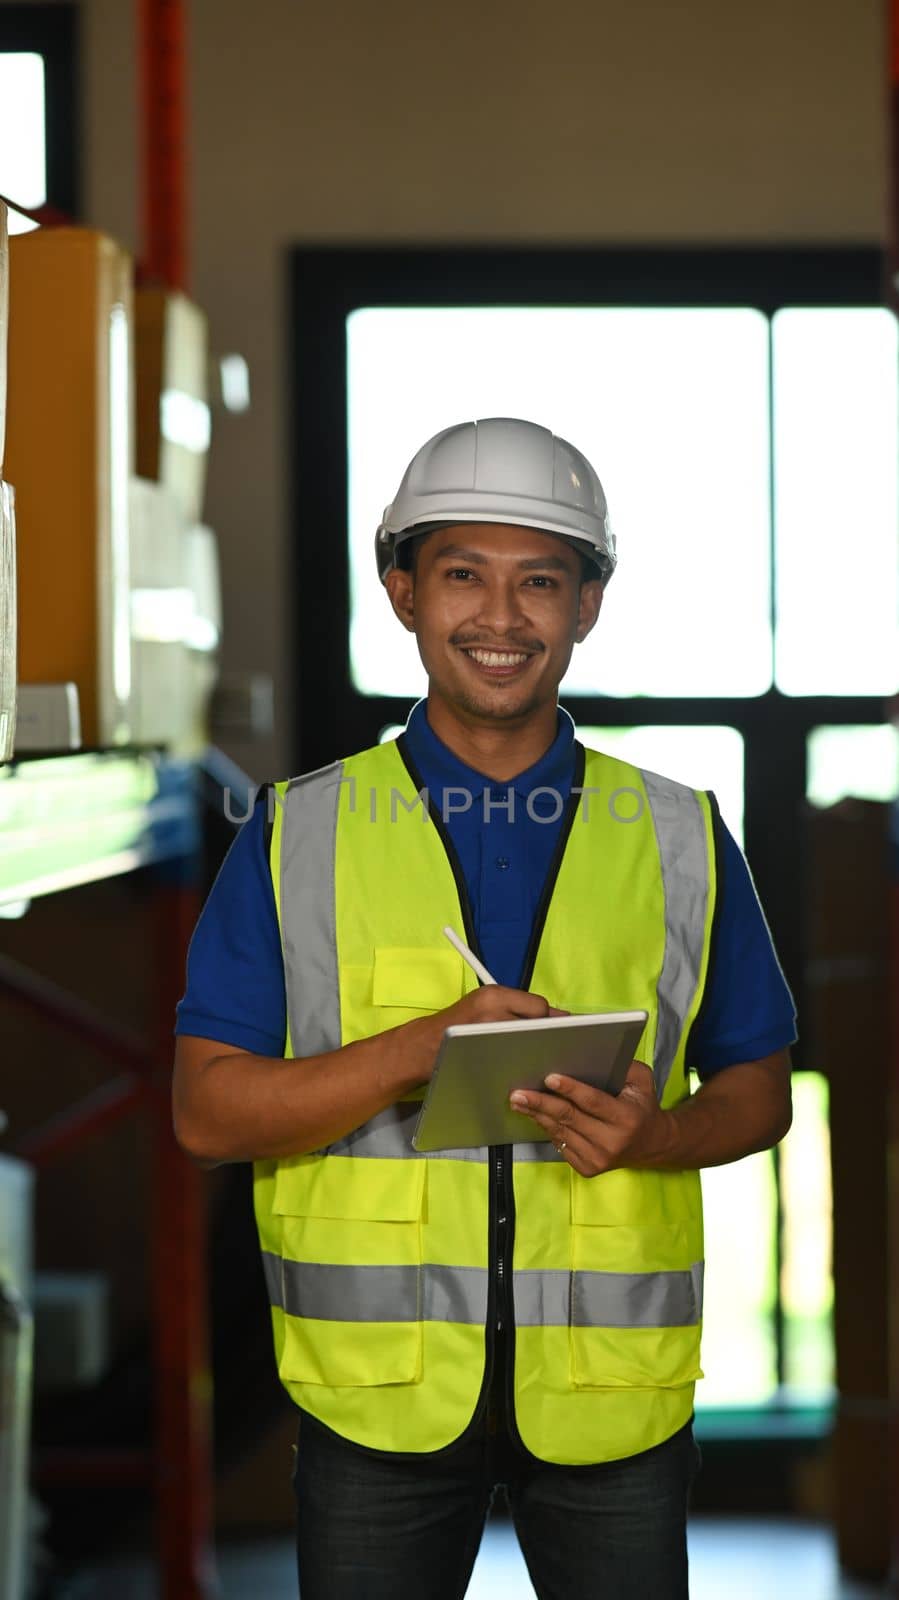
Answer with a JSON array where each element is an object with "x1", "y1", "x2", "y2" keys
[{"x1": 52, "y1": 1515, "x2": 891, "y2": 1598}]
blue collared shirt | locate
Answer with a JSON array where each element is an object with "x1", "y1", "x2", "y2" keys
[
  {"x1": 399, "y1": 699, "x2": 577, "y2": 990},
  {"x1": 175, "y1": 700, "x2": 797, "y2": 1075}
]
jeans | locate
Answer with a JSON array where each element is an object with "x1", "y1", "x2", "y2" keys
[{"x1": 293, "y1": 1381, "x2": 702, "y2": 1599}]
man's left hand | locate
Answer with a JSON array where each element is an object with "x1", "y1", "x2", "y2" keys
[{"x1": 509, "y1": 1059, "x2": 675, "y2": 1177}]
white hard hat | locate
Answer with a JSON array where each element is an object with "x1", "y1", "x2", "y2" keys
[{"x1": 375, "y1": 417, "x2": 616, "y2": 585}]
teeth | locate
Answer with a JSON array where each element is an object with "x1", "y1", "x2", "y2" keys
[{"x1": 466, "y1": 649, "x2": 529, "y2": 667}]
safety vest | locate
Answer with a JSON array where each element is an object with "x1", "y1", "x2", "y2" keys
[{"x1": 254, "y1": 736, "x2": 718, "y2": 1465}]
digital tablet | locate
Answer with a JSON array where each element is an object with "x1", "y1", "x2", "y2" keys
[{"x1": 411, "y1": 1009, "x2": 648, "y2": 1152}]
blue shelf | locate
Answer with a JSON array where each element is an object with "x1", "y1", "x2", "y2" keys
[{"x1": 0, "y1": 749, "x2": 201, "y2": 907}]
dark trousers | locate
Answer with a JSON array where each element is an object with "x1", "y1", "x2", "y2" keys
[{"x1": 293, "y1": 1360, "x2": 702, "y2": 1599}]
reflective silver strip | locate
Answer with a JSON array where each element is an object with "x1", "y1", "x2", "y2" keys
[
  {"x1": 262, "y1": 1248, "x2": 281, "y2": 1307},
  {"x1": 262, "y1": 1253, "x2": 488, "y2": 1324},
  {"x1": 326, "y1": 1107, "x2": 488, "y2": 1162},
  {"x1": 324, "y1": 1105, "x2": 419, "y2": 1159},
  {"x1": 510, "y1": 1140, "x2": 563, "y2": 1163},
  {"x1": 515, "y1": 1260, "x2": 704, "y2": 1328},
  {"x1": 326, "y1": 1111, "x2": 559, "y2": 1162},
  {"x1": 641, "y1": 769, "x2": 711, "y2": 1102},
  {"x1": 278, "y1": 769, "x2": 491, "y2": 1161},
  {"x1": 279, "y1": 763, "x2": 344, "y2": 1057},
  {"x1": 262, "y1": 1252, "x2": 702, "y2": 1329},
  {"x1": 421, "y1": 1264, "x2": 488, "y2": 1323}
]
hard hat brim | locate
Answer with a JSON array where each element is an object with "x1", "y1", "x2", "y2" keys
[{"x1": 376, "y1": 516, "x2": 613, "y2": 585}]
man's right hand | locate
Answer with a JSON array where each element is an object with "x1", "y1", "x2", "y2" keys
[
  {"x1": 390, "y1": 985, "x2": 568, "y2": 1092},
  {"x1": 174, "y1": 989, "x2": 567, "y2": 1165}
]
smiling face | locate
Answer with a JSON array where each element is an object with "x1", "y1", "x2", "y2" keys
[{"x1": 384, "y1": 523, "x2": 603, "y2": 740}]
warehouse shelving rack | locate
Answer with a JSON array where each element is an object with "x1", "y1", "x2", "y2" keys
[{"x1": 0, "y1": 746, "x2": 223, "y2": 1598}]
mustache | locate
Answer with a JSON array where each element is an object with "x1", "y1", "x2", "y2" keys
[{"x1": 451, "y1": 635, "x2": 544, "y2": 653}]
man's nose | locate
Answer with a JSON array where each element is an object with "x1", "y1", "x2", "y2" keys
[{"x1": 473, "y1": 578, "x2": 527, "y2": 632}]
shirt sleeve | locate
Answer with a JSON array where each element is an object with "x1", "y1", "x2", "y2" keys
[
  {"x1": 686, "y1": 816, "x2": 797, "y2": 1079},
  {"x1": 174, "y1": 787, "x2": 287, "y2": 1056}
]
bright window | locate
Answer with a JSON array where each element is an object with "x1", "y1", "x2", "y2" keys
[
  {"x1": 698, "y1": 1148, "x2": 778, "y2": 1405},
  {"x1": 698, "y1": 1072, "x2": 833, "y2": 1409},
  {"x1": 578, "y1": 724, "x2": 745, "y2": 846},
  {"x1": 348, "y1": 308, "x2": 773, "y2": 701},
  {"x1": 807, "y1": 723, "x2": 899, "y2": 807},
  {"x1": 348, "y1": 302, "x2": 899, "y2": 706},
  {"x1": 773, "y1": 309, "x2": 899, "y2": 696},
  {"x1": 779, "y1": 1073, "x2": 834, "y2": 1400},
  {"x1": 0, "y1": 52, "x2": 46, "y2": 230}
]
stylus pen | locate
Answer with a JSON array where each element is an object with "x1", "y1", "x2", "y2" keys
[{"x1": 442, "y1": 924, "x2": 498, "y2": 987}]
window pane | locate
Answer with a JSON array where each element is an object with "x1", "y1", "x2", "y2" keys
[
  {"x1": 773, "y1": 309, "x2": 899, "y2": 695},
  {"x1": 779, "y1": 1073, "x2": 834, "y2": 1401},
  {"x1": 348, "y1": 308, "x2": 772, "y2": 699},
  {"x1": 697, "y1": 1150, "x2": 778, "y2": 1406},
  {"x1": 0, "y1": 53, "x2": 46, "y2": 224},
  {"x1": 807, "y1": 723, "x2": 899, "y2": 806},
  {"x1": 578, "y1": 724, "x2": 744, "y2": 846},
  {"x1": 697, "y1": 1075, "x2": 835, "y2": 1411}
]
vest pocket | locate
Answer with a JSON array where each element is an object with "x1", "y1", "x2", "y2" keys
[
  {"x1": 568, "y1": 1218, "x2": 704, "y2": 1390},
  {"x1": 273, "y1": 1152, "x2": 425, "y2": 1221},
  {"x1": 340, "y1": 946, "x2": 467, "y2": 1038},
  {"x1": 372, "y1": 945, "x2": 465, "y2": 1011},
  {"x1": 569, "y1": 1320, "x2": 703, "y2": 1390},
  {"x1": 271, "y1": 1156, "x2": 425, "y2": 1387}
]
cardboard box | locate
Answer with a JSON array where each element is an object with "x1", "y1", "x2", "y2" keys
[
  {"x1": 6, "y1": 227, "x2": 135, "y2": 748},
  {"x1": 183, "y1": 520, "x2": 221, "y2": 752},
  {"x1": 135, "y1": 287, "x2": 209, "y2": 525},
  {"x1": 128, "y1": 479, "x2": 220, "y2": 753},
  {"x1": 128, "y1": 475, "x2": 191, "y2": 747},
  {"x1": 0, "y1": 201, "x2": 8, "y2": 473},
  {"x1": 0, "y1": 480, "x2": 16, "y2": 762}
]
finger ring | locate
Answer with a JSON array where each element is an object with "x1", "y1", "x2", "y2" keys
[{"x1": 557, "y1": 1140, "x2": 567, "y2": 1154}]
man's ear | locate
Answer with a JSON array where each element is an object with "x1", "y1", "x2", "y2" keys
[
  {"x1": 384, "y1": 567, "x2": 416, "y2": 632},
  {"x1": 574, "y1": 577, "x2": 603, "y2": 644}
]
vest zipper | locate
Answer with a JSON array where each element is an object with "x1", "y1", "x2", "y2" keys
[
  {"x1": 505, "y1": 744, "x2": 586, "y2": 1438},
  {"x1": 397, "y1": 737, "x2": 507, "y2": 1415},
  {"x1": 495, "y1": 1144, "x2": 507, "y2": 1332},
  {"x1": 395, "y1": 735, "x2": 585, "y2": 1447}
]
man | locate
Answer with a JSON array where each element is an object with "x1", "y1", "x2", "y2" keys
[{"x1": 174, "y1": 416, "x2": 795, "y2": 1600}]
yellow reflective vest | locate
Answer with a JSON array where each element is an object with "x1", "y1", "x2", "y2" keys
[{"x1": 253, "y1": 735, "x2": 718, "y2": 1465}]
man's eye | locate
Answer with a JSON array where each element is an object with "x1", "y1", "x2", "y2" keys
[
  {"x1": 447, "y1": 567, "x2": 476, "y2": 580},
  {"x1": 526, "y1": 575, "x2": 555, "y2": 588}
]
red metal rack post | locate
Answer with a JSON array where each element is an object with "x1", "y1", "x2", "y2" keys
[
  {"x1": 4, "y1": 805, "x2": 218, "y2": 1594},
  {"x1": 139, "y1": 0, "x2": 189, "y2": 291},
  {"x1": 891, "y1": 824, "x2": 899, "y2": 1596},
  {"x1": 149, "y1": 870, "x2": 217, "y2": 1599},
  {"x1": 889, "y1": 7, "x2": 899, "y2": 1589},
  {"x1": 138, "y1": 3, "x2": 219, "y2": 1591}
]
